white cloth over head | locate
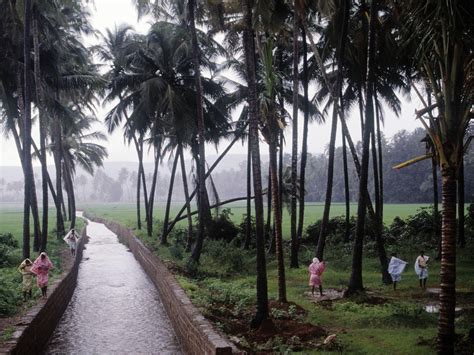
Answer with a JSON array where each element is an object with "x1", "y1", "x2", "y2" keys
[
  {"x1": 63, "y1": 229, "x2": 79, "y2": 249},
  {"x1": 388, "y1": 256, "x2": 408, "y2": 282}
]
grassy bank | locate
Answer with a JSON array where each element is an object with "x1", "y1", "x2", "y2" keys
[
  {"x1": 0, "y1": 207, "x2": 83, "y2": 318},
  {"x1": 84, "y1": 205, "x2": 474, "y2": 354}
]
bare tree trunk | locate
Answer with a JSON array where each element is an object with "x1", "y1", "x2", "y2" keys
[
  {"x1": 347, "y1": 0, "x2": 378, "y2": 295},
  {"x1": 161, "y1": 150, "x2": 180, "y2": 245},
  {"x1": 178, "y1": 146, "x2": 194, "y2": 252},
  {"x1": 371, "y1": 117, "x2": 391, "y2": 284},
  {"x1": 265, "y1": 164, "x2": 272, "y2": 241},
  {"x1": 457, "y1": 157, "x2": 465, "y2": 248},
  {"x1": 290, "y1": 10, "x2": 299, "y2": 269},
  {"x1": 270, "y1": 137, "x2": 287, "y2": 302},
  {"x1": 437, "y1": 167, "x2": 457, "y2": 354},
  {"x1": 342, "y1": 129, "x2": 351, "y2": 242},
  {"x1": 297, "y1": 26, "x2": 309, "y2": 247},
  {"x1": 243, "y1": 0, "x2": 269, "y2": 327},
  {"x1": 63, "y1": 160, "x2": 76, "y2": 229},
  {"x1": 188, "y1": 0, "x2": 209, "y2": 265},
  {"x1": 244, "y1": 134, "x2": 252, "y2": 249},
  {"x1": 315, "y1": 104, "x2": 338, "y2": 260},
  {"x1": 33, "y1": 8, "x2": 49, "y2": 251},
  {"x1": 147, "y1": 142, "x2": 161, "y2": 237}
]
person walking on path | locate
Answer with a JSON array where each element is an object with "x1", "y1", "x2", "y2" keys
[
  {"x1": 388, "y1": 253, "x2": 408, "y2": 291},
  {"x1": 63, "y1": 229, "x2": 79, "y2": 256},
  {"x1": 309, "y1": 257, "x2": 326, "y2": 296},
  {"x1": 31, "y1": 252, "x2": 54, "y2": 298},
  {"x1": 18, "y1": 258, "x2": 34, "y2": 301},
  {"x1": 415, "y1": 251, "x2": 429, "y2": 290}
]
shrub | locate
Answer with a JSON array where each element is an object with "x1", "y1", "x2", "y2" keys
[
  {"x1": 0, "y1": 233, "x2": 18, "y2": 248},
  {"x1": 207, "y1": 209, "x2": 239, "y2": 242},
  {"x1": 0, "y1": 233, "x2": 20, "y2": 267}
]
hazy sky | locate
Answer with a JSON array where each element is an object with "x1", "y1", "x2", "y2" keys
[{"x1": 0, "y1": 0, "x2": 424, "y2": 168}]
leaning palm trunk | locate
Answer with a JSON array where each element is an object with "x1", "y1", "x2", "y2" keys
[
  {"x1": 290, "y1": 8, "x2": 299, "y2": 269},
  {"x1": 164, "y1": 124, "x2": 247, "y2": 240},
  {"x1": 161, "y1": 151, "x2": 180, "y2": 245},
  {"x1": 342, "y1": 129, "x2": 351, "y2": 242},
  {"x1": 270, "y1": 136, "x2": 287, "y2": 302},
  {"x1": 63, "y1": 161, "x2": 76, "y2": 229},
  {"x1": 243, "y1": 0, "x2": 269, "y2": 327}
]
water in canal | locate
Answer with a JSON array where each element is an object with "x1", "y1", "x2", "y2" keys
[{"x1": 46, "y1": 216, "x2": 181, "y2": 354}]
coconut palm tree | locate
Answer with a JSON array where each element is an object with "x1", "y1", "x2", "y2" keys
[{"x1": 397, "y1": 1, "x2": 473, "y2": 351}]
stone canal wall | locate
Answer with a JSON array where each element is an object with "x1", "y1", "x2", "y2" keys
[
  {"x1": 86, "y1": 215, "x2": 237, "y2": 355},
  {"x1": 0, "y1": 227, "x2": 87, "y2": 355}
]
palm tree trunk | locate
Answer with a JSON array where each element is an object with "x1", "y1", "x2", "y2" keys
[
  {"x1": 147, "y1": 143, "x2": 161, "y2": 237},
  {"x1": 244, "y1": 134, "x2": 252, "y2": 249},
  {"x1": 265, "y1": 164, "x2": 272, "y2": 241},
  {"x1": 33, "y1": 6, "x2": 48, "y2": 251},
  {"x1": 243, "y1": 0, "x2": 269, "y2": 327},
  {"x1": 347, "y1": 0, "x2": 378, "y2": 295},
  {"x1": 290, "y1": 9, "x2": 299, "y2": 269},
  {"x1": 138, "y1": 137, "x2": 150, "y2": 227},
  {"x1": 22, "y1": 0, "x2": 33, "y2": 258},
  {"x1": 315, "y1": 104, "x2": 338, "y2": 260},
  {"x1": 437, "y1": 166, "x2": 457, "y2": 354},
  {"x1": 63, "y1": 160, "x2": 76, "y2": 229},
  {"x1": 375, "y1": 97, "x2": 384, "y2": 221},
  {"x1": 31, "y1": 139, "x2": 59, "y2": 209},
  {"x1": 457, "y1": 157, "x2": 465, "y2": 248},
  {"x1": 371, "y1": 116, "x2": 391, "y2": 284},
  {"x1": 188, "y1": 0, "x2": 209, "y2": 264},
  {"x1": 178, "y1": 146, "x2": 194, "y2": 252},
  {"x1": 136, "y1": 165, "x2": 142, "y2": 230},
  {"x1": 342, "y1": 129, "x2": 351, "y2": 242},
  {"x1": 270, "y1": 137, "x2": 287, "y2": 302},
  {"x1": 161, "y1": 151, "x2": 180, "y2": 245},
  {"x1": 297, "y1": 26, "x2": 309, "y2": 247}
]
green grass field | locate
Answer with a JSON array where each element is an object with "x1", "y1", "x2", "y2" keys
[
  {"x1": 80, "y1": 201, "x2": 435, "y2": 238},
  {"x1": 82, "y1": 203, "x2": 474, "y2": 354}
]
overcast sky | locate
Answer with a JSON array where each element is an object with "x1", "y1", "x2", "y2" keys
[{"x1": 0, "y1": 0, "x2": 424, "y2": 168}]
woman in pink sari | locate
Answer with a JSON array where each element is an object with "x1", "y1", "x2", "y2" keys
[
  {"x1": 308, "y1": 257, "x2": 326, "y2": 296},
  {"x1": 31, "y1": 252, "x2": 54, "y2": 298}
]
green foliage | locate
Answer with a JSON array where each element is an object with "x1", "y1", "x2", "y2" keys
[
  {"x1": 0, "y1": 233, "x2": 21, "y2": 267},
  {"x1": 207, "y1": 209, "x2": 239, "y2": 242},
  {"x1": 203, "y1": 239, "x2": 253, "y2": 276},
  {"x1": 0, "y1": 269, "x2": 21, "y2": 316}
]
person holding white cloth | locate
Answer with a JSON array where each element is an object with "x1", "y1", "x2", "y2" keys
[{"x1": 388, "y1": 253, "x2": 408, "y2": 291}]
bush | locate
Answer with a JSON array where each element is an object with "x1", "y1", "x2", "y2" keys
[
  {"x1": 204, "y1": 239, "x2": 252, "y2": 276},
  {"x1": 0, "y1": 233, "x2": 20, "y2": 267},
  {"x1": 207, "y1": 209, "x2": 239, "y2": 242},
  {"x1": 0, "y1": 270, "x2": 21, "y2": 316}
]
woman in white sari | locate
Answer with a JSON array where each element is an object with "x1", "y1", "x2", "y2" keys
[
  {"x1": 414, "y1": 251, "x2": 429, "y2": 289},
  {"x1": 388, "y1": 253, "x2": 408, "y2": 291}
]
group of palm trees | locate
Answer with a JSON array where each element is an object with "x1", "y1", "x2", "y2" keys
[{"x1": 0, "y1": 0, "x2": 471, "y2": 353}]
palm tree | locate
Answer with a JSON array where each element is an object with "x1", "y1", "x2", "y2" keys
[
  {"x1": 242, "y1": 0, "x2": 269, "y2": 327},
  {"x1": 398, "y1": 1, "x2": 473, "y2": 351}
]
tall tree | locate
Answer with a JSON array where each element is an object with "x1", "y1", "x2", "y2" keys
[
  {"x1": 242, "y1": 0, "x2": 269, "y2": 327},
  {"x1": 22, "y1": 0, "x2": 33, "y2": 258},
  {"x1": 347, "y1": 0, "x2": 378, "y2": 294},
  {"x1": 289, "y1": 3, "x2": 299, "y2": 268}
]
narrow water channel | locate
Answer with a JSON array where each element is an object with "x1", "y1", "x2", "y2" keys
[{"x1": 46, "y1": 216, "x2": 181, "y2": 354}]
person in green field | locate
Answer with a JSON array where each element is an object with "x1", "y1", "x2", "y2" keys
[{"x1": 18, "y1": 258, "x2": 34, "y2": 301}]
